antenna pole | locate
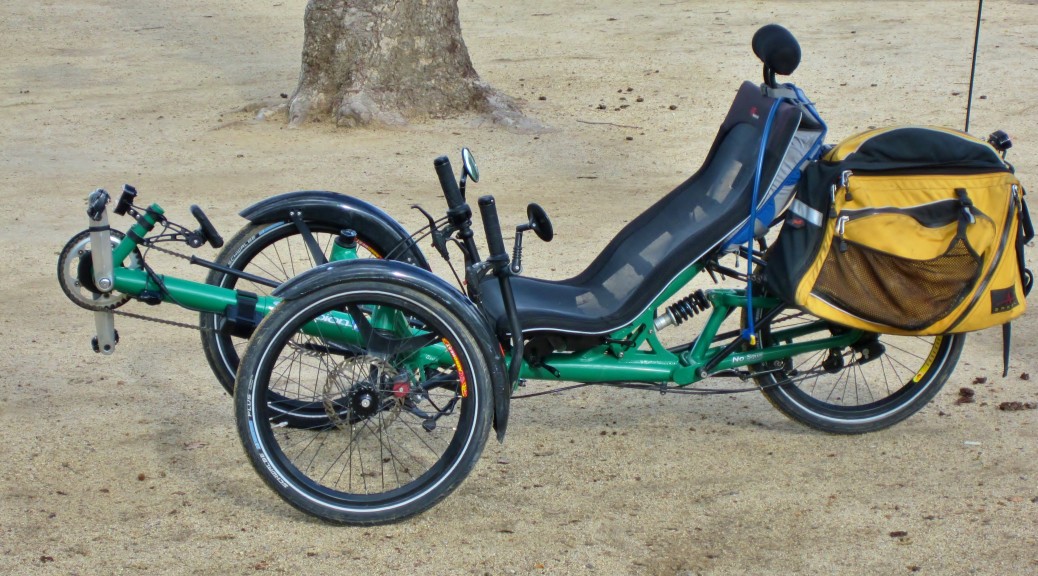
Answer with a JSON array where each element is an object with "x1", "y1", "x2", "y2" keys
[{"x1": 965, "y1": 0, "x2": 984, "y2": 133}]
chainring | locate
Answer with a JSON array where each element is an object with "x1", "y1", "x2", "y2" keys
[{"x1": 57, "y1": 229, "x2": 143, "y2": 311}]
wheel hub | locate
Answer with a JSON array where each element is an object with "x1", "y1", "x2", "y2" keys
[
  {"x1": 323, "y1": 356, "x2": 402, "y2": 430},
  {"x1": 348, "y1": 383, "x2": 381, "y2": 419}
]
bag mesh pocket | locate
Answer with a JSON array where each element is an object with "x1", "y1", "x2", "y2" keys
[{"x1": 813, "y1": 237, "x2": 981, "y2": 330}]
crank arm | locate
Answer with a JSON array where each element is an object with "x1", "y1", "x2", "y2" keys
[{"x1": 87, "y1": 189, "x2": 118, "y2": 354}]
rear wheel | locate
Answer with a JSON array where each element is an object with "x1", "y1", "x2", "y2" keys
[
  {"x1": 235, "y1": 280, "x2": 492, "y2": 524},
  {"x1": 750, "y1": 308, "x2": 964, "y2": 434},
  {"x1": 200, "y1": 220, "x2": 421, "y2": 394}
]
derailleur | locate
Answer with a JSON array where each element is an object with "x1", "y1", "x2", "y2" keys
[
  {"x1": 820, "y1": 337, "x2": 885, "y2": 374},
  {"x1": 851, "y1": 335, "x2": 885, "y2": 366}
]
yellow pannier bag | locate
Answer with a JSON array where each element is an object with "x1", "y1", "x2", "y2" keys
[{"x1": 766, "y1": 126, "x2": 1032, "y2": 337}]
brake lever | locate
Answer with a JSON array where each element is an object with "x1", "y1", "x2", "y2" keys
[{"x1": 412, "y1": 205, "x2": 452, "y2": 262}]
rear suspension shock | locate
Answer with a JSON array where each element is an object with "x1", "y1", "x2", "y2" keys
[{"x1": 653, "y1": 290, "x2": 710, "y2": 332}]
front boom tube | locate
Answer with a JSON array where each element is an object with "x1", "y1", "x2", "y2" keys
[{"x1": 110, "y1": 266, "x2": 452, "y2": 367}]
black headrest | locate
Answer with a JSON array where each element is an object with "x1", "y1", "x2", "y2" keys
[{"x1": 752, "y1": 24, "x2": 801, "y2": 76}]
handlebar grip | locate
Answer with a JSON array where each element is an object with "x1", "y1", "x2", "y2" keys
[
  {"x1": 434, "y1": 156, "x2": 465, "y2": 209},
  {"x1": 478, "y1": 195, "x2": 509, "y2": 262},
  {"x1": 190, "y1": 205, "x2": 224, "y2": 248}
]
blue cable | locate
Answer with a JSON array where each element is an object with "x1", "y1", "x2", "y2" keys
[
  {"x1": 741, "y1": 97, "x2": 785, "y2": 343},
  {"x1": 740, "y1": 84, "x2": 828, "y2": 344}
]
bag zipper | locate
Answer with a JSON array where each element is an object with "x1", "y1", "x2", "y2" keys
[
  {"x1": 830, "y1": 174, "x2": 998, "y2": 255},
  {"x1": 835, "y1": 215, "x2": 849, "y2": 253},
  {"x1": 832, "y1": 199, "x2": 968, "y2": 255}
]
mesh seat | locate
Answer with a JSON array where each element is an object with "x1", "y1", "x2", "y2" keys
[{"x1": 480, "y1": 82, "x2": 810, "y2": 336}]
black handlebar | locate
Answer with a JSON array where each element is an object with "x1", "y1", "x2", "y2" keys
[
  {"x1": 433, "y1": 156, "x2": 465, "y2": 210},
  {"x1": 477, "y1": 196, "x2": 509, "y2": 265},
  {"x1": 190, "y1": 205, "x2": 224, "y2": 248},
  {"x1": 430, "y1": 155, "x2": 523, "y2": 385},
  {"x1": 478, "y1": 194, "x2": 523, "y2": 386}
]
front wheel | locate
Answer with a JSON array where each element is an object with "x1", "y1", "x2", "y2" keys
[
  {"x1": 235, "y1": 279, "x2": 493, "y2": 524},
  {"x1": 750, "y1": 308, "x2": 964, "y2": 434},
  {"x1": 201, "y1": 219, "x2": 423, "y2": 395}
]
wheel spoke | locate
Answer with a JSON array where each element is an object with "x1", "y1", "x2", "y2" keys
[{"x1": 752, "y1": 302, "x2": 962, "y2": 433}]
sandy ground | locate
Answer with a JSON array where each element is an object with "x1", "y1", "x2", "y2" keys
[{"x1": 3, "y1": 0, "x2": 1038, "y2": 574}]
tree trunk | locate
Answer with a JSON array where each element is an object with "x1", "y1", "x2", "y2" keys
[{"x1": 288, "y1": 0, "x2": 534, "y2": 129}]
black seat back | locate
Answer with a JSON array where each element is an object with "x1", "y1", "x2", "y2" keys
[
  {"x1": 479, "y1": 81, "x2": 813, "y2": 336},
  {"x1": 564, "y1": 81, "x2": 805, "y2": 313}
]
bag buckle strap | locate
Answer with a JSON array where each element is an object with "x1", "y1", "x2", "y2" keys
[{"x1": 955, "y1": 188, "x2": 976, "y2": 225}]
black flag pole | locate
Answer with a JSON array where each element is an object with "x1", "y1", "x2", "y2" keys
[{"x1": 964, "y1": 0, "x2": 984, "y2": 133}]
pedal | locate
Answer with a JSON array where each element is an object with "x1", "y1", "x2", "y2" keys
[
  {"x1": 114, "y1": 184, "x2": 138, "y2": 216},
  {"x1": 92, "y1": 310, "x2": 118, "y2": 354}
]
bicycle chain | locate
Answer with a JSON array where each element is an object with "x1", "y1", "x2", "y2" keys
[
  {"x1": 113, "y1": 241, "x2": 216, "y2": 333},
  {"x1": 141, "y1": 240, "x2": 195, "y2": 262},
  {"x1": 112, "y1": 308, "x2": 214, "y2": 333}
]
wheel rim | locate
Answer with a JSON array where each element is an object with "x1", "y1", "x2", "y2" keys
[{"x1": 246, "y1": 289, "x2": 478, "y2": 509}]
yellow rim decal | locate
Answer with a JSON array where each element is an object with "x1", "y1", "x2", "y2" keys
[
  {"x1": 443, "y1": 339, "x2": 468, "y2": 398},
  {"x1": 358, "y1": 240, "x2": 381, "y2": 258},
  {"x1": 912, "y1": 335, "x2": 943, "y2": 382}
]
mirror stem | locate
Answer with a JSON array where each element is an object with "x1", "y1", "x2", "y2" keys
[{"x1": 511, "y1": 226, "x2": 528, "y2": 274}]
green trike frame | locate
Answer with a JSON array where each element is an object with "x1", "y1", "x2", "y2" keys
[{"x1": 87, "y1": 191, "x2": 862, "y2": 389}]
